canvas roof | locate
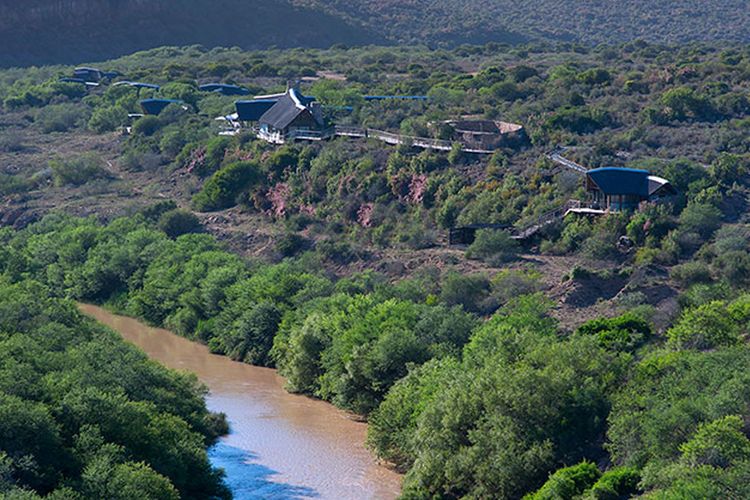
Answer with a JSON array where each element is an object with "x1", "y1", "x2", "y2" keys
[
  {"x1": 587, "y1": 167, "x2": 651, "y2": 196},
  {"x1": 140, "y1": 98, "x2": 183, "y2": 115},
  {"x1": 235, "y1": 100, "x2": 277, "y2": 121},
  {"x1": 199, "y1": 83, "x2": 251, "y2": 96},
  {"x1": 114, "y1": 81, "x2": 161, "y2": 90}
]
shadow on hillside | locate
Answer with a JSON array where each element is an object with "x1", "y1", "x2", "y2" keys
[{"x1": 0, "y1": 0, "x2": 386, "y2": 67}]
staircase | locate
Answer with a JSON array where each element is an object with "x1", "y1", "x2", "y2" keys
[
  {"x1": 546, "y1": 148, "x2": 589, "y2": 174},
  {"x1": 511, "y1": 200, "x2": 582, "y2": 240}
]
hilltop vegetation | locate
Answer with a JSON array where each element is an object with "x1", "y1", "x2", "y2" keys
[{"x1": 297, "y1": 0, "x2": 750, "y2": 46}]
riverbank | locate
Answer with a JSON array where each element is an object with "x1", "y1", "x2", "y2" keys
[{"x1": 79, "y1": 303, "x2": 402, "y2": 500}]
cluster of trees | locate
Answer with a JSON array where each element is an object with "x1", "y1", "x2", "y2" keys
[
  {"x1": 370, "y1": 292, "x2": 750, "y2": 498},
  {"x1": 5, "y1": 207, "x2": 750, "y2": 497},
  {"x1": 0, "y1": 277, "x2": 229, "y2": 499},
  {"x1": 0, "y1": 211, "x2": 498, "y2": 417}
]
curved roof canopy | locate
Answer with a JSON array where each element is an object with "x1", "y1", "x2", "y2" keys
[
  {"x1": 140, "y1": 98, "x2": 183, "y2": 115},
  {"x1": 199, "y1": 83, "x2": 251, "y2": 96},
  {"x1": 235, "y1": 99, "x2": 277, "y2": 121},
  {"x1": 587, "y1": 167, "x2": 677, "y2": 197},
  {"x1": 59, "y1": 77, "x2": 99, "y2": 87},
  {"x1": 587, "y1": 167, "x2": 651, "y2": 196},
  {"x1": 114, "y1": 81, "x2": 161, "y2": 90}
]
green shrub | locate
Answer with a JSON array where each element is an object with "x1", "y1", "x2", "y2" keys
[
  {"x1": 544, "y1": 107, "x2": 614, "y2": 134},
  {"x1": 157, "y1": 209, "x2": 203, "y2": 239},
  {"x1": 89, "y1": 105, "x2": 128, "y2": 133},
  {"x1": 578, "y1": 68, "x2": 612, "y2": 85},
  {"x1": 491, "y1": 269, "x2": 543, "y2": 305},
  {"x1": 276, "y1": 232, "x2": 309, "y2": 257},
  {"x1": 192, "y1": 161, "x2": 261, "y2": 211},
  {"x1": 657, "y1": 87, "x2": 717, "y2": 122},
  {"x1": 195, "y1": 136, "x2": 232, "y2": 177},
  {"x1": 139, "y1": 201, "x2": 178, "y2": 222},
  {"x1": 0, "y1": 173, "x2": 32, "y2": 196},
  {"x1": 466, "y1": 229, "x2": 520, "y2": 264},
  {"x1": 670, "y1": 261, "x2": 712, "y2": 288},
  {"x1": 678, "y1": 282, "x2": 732, "y2": 309},
  {"x1": 576, "y1": 312, "x2": 651, "y2": 352},
  {"x1": 131, "y1": 115, "x2": 162, "y2": 136},
  {"x1": 667, "y1": 301, "x2": 739, "y2": 350},
  {"x1": 439, "y1": 271, "x2": 491, "y2": 314},
  {"x1": 316, "y1": 239, "x2": 356, "y2": 264},
  {"x1": 36, "y1": 103, "x2": 88, "y2": 132},
  {"x1": 679, "y1": 415, "x2": 750, "y2": 468},
  {"x1": 0, "y1": 131, "x2": 26, "y2": 152},
  {"x1": 525, "y1": 461, "x2": 601, "y2": 500},
  {"x1": 49, "y1": 153, "x2": 109, "y2": 186},
  {"x1": 585, "y1": 467, "x2": 640, "y2": 500},
  {"x1": 679, "y1": 203, "x2": 722, "y2": 239}
]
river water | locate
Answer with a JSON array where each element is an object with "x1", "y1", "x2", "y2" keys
[{"x1": 78, "y1": 304, "x2": 402, "y2": 500}]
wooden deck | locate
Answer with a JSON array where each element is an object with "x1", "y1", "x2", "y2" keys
[{"x1": 334, "y1": 126, "x2": 495, "y2": 154}]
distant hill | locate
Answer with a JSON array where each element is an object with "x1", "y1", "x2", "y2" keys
[
  {"x1": 293, "y1": 0, "x2": 750, "y2": 46},
  {"x1": 3, "y1": 0, "x2": 750, "y2": 67},
  {"x1": 0, "y1": 0, "x2": 383, "y2": 67}
]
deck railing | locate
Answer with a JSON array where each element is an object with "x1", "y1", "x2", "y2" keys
[
  {"x1": 333, "y1": 126, "x2": 494, "y2": 154},
  {"x1": 511, "y1": 200, "x2": 585, "y2": 240}
]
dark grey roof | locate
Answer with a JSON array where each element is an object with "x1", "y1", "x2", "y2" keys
[
  {"x1": 259, "y1": 94, "x2": 304, "y2": 129},
  {"x1": 259, "y1": 88, "x2": 322, "y2": 130}
]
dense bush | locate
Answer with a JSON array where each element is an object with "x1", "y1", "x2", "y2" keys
[
  {"x1": 466, "y1": 229, "x2": 520, "y2": 264},
  {"x1": 0, "y1": 279, "x2": 229, "y2": 499},
  {"x1": 88, "y1": 105, "x2": 128, "y2": 133},
  {"x1": 396, "y1": 302, "x2": 627, "y2": 499},
  {"x1": 36, "y1": 103, "x2": 89, "y2": 133},
  {"x1": 157, "y1": 209, "x2": 203, "y2": 238},
  {"x1": 192, "y1": 161, "x2": 261, "y2": 211},
  {"x1": 586, "y1": 467, "x2": 640, "y2": 499},
  {"x1": 524, "y1": 461, "x2": 601, "y2": 500},
  {"x1": 3, "y1": 214, "x2": 477, "y2": 419},
  {"x1": 576, "y1": 312, "x2": 652, "y2": 352},
  {"x1": 49, "y1": 153, "x2": 110, "y2": 186},
  {"x1": 666, "y1": 301, "x2": 740, "y2": 350}
]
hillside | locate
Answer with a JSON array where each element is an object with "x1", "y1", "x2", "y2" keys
[
  {"x1": 296, "y1": 0, "x2": 750, "y2": 45},
  {"x1": 4, "y1": 1, "x2": 750, "y2": 67},
  {"x1": 3, "y1": 41, "x2": 750, "y2": 498},
  {"x1": 0, "y1": 0, "x2": 382, "y2": 67}
]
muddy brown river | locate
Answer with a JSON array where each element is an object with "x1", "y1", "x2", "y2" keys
[{"x1": 79, "y1": 304, "x2": 402, "y2": 500}]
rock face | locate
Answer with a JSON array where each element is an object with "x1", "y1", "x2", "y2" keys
[{"x1": 0, "y1": 0, "x2": 382, "y2": 67}]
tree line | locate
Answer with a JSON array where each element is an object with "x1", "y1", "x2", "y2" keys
[{"x1": 4, "y1": 209, "x2": 750, "y2": 497}]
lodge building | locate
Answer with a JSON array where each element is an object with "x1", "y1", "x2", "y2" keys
[{"x1": 585, "y1": 167, "x2": 677, "y2": 211}]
